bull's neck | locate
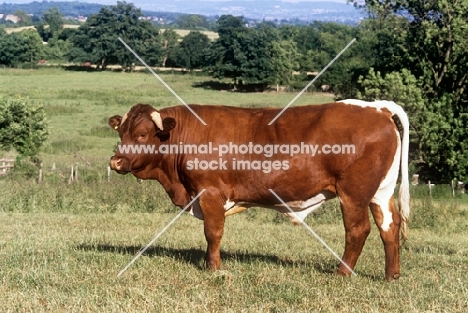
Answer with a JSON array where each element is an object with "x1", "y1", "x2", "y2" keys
[{"x1": 145, "y1": 106, "x2": 200, "y2": 207}]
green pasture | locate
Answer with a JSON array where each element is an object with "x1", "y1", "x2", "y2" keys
[{"x1": 0, "y1": 68, "x2": 467, "y2": 312}]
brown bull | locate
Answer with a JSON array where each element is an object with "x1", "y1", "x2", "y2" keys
[{"x1": 108, "y1": 100, "x2": 410, "y2": 281}]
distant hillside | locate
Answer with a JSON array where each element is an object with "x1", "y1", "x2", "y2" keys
[
  {"x1": 0, "y1": 1, "x2": 362, "y2": 24},
  {"x1": 142, "y1": 0, "x2": 363, "y2": 24},
  {"x1": 0, "y1": 1, "x2": 186, "y2": 25},
  {"x1": 0, "y1": 1, "x2": 103, "y2": 17}
]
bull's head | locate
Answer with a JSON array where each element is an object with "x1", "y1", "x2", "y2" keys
[{"x1": 108, "y1": 104, "x2": 176, "y2": 176}]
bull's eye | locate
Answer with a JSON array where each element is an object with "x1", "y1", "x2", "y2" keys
[{"x1": 139, "y1": 133, "x2": 147, "y2": 139}]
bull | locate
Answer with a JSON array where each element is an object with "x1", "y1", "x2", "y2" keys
[{"x1": 108, "y1": 100, "x2": 410, "y2": 281}]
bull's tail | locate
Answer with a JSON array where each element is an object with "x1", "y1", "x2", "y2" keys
[{"x1": 392, "y1": 104, "x2": 410, "y2": 245}]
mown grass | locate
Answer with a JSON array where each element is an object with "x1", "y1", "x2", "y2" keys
[
  {"x1": 1, "y1": 194, "x2": 467, "y2": 312},
  {"x1": 0, "y1": 68, "x2": 467, "y2": 312}
]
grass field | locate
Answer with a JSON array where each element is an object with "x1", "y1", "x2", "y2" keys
[
  {"x1": 0, "y1": 68, "x2": 467, "y2": 312},
  {"x1": 160, "y1": 28, "x2": 219, "y2": 40},
  {"x1": 5, "y1": 26, "x2": 218, "y2": 39}
]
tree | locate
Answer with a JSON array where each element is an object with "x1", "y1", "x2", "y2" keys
[
  {"x1": 22, "y1": 29, "x2": 44, "y2": 69},
  {"x1": 356, "y1": 15, "x2": 409, "y2": 75},
  {"x1": 168, "y1": 31, "x2": 210, "y2": 70},
  {"x1": 43, "y1": 32, "x2": 70, "y2": 62},
  {"x1": 206, "y1": 17, "x2": 303, "y2": 90},
  {"x1": 160, "y1": 29, "x2": 180, "y2": 67},
  {"x1": 0, "y1": 30, "x2": 43, "y2": 68},
  {"x1": 267, "y1": 39, "x2": 299, "y2": 92},
  {"x1": 232, "y1": 25, "x2": 272, "y2": 87},
  {"x1": 68, "y1": 2, "x2": 161, "y2": 69},
  {"x1": 37, "y1": 7, "x2": 65, "y2": 42},
  {"x1": 294, "y1": 23, "x2": 322, "y2": 73},
  {"x1": 301, "y1": 22, "x2": 368, "y2": 97},
  {"x1": 0, "y1": 32, "x2": 26, "y2": 67},
  {"x1": 42, "y1": 7, "x2": 64, "y2": 34},
  {"x1": 175, "y1": 14, "x2": 211, "y2": 30},
  {"x1": 207, "y1": 15, "x2": 248, "y2": 86},
  {"x1": 351, "y1": 0, "x2": 468, "y2": 181},
  {"x1": 0, "y1": 96, "x2": 48, "y2": 157},
  {"x1": 290, "y1": 22, "x2": 373, "y2": 97},
  {"x1": 14, "y1": 10, "x2": 32, "y2": 26},
  {"x1": 208, "y1": 16, "x2": 291, "y2": 89}
]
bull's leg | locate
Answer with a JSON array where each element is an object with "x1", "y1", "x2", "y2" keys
[
  {"x1": 203, "y1": 215, "x2": 225, "y2": 270},
  {"x1": 199, "y1": 191, "x2": 225, "y2": 270},
  {"x1": 337, "y1": 200, "x2": 371, "y2": 277},
  {"x1": 370, "y1": 198, "x2": 401, "y2": 281}
]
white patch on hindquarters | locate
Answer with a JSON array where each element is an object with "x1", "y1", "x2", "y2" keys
[{"x1": 371, "y1": 130, "x2": 401, "y2": 231}]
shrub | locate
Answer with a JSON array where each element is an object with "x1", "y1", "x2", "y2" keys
[{"x1": 0, "y1": 96, "x2": 48, "y2": 157}]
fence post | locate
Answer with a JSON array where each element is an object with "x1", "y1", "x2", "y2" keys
[
  {"x1": 0, "y1": 158, "x2": 14, "y2": 176},
  {"x1": 68, "y1": 165, "x2": 74, "y2": 184},
  {"x1": 107, "y1": 165, "x2": 111, "y2": 182},
  {"x1": 38, "y1": 163, "x2": 43, "y2": 184},
  {"x1": 458, "y1": 181, "x2": 465, "y2": 194},
  {"x1": 75, "y1": 164, "x2": 78, "y2": 183}
]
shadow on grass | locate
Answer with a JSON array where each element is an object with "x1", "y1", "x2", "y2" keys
[
  {"x1": 76, "y1": 243, "x2": 337, "y2": 274},
  {"x1": 192, "y1": 80, "x2": 267, "y2": 92},
  {"x1": 192, "y1": 80, "x2": 233, "y2": 91},
  {"x1": 62, "y1": 65, "x2": 99, "y2": 72}
]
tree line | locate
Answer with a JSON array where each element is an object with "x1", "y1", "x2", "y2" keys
[{"x1": 0, "y1": 1, "x2": 467, "y2": 182}]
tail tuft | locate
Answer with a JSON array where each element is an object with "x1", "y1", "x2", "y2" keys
[
  {"x1": 399, "y1": 178, "x2": 410, "y2": 245},
  {"x1": 392, "y1": 103, "x2": 410, "y2": 246}
]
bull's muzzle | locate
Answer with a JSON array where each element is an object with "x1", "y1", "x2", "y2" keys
[{"x1": 110, "y1": 156, "x2": 130, "y2": 174}]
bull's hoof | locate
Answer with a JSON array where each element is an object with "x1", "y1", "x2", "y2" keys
[
  {"x1": 336, "y1": 268, "x2": 353, "y2": 277},
  {"x1": 205, "y1": 260, "x2": 221, "y2": 271},
  {"x1": 386, "y1": 273, "x2": 400, "y2": 281},
  {"x1": 291, "y1": 219, "x2": 302, "y2": 226}
]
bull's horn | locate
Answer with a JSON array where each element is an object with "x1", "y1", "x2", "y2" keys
[
  {"x1": 120, "y1": 112, "x2": 128, "y2": 127},
  {"x1": 150, "y1": 111, "x2": 164, "y2": 130}
]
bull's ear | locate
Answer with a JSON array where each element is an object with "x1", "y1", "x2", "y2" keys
[
  {"x1": 109, "y1": 115, "x2": 122, "y2": 131},
  {"x1": 162, "y1": 117, "x2": 176, "y2": 133},
  {"x1": 157, "y1": 117, "x2": 176, "y2": 140}
]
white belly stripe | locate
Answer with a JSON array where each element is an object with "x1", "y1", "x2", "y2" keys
[
  {"x1": 284, "y1": 192, "x2": 328, "y2": 223},
  {"x1": 223, "y1": 192, "x2": 333, "y2": 223}
]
